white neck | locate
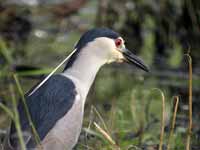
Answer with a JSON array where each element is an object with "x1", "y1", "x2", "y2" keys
[{"x1": 62, "y1": 45, "x2": 108, "y2": 99}]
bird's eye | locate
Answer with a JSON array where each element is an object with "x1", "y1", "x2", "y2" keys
[{"x1": 115, "y1": 39, "x2": 122, "y2": 47}]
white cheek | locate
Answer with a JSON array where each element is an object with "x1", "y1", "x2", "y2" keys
[{"x1": 107, "y1": 49, "x2": 124, "y2": 63}]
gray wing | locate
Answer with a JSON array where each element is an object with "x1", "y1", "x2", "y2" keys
[{"x1": 10, "y1": 74, "x2": 77, "y2": 148}]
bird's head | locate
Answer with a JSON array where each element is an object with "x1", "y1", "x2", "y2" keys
[{"x1": 65, "y1": 28, "x2": 149, "y2": 72}]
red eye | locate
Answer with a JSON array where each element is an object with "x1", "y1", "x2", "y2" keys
[{"x1": 115, "y1": 39, "x2": 122, "y2": 47}]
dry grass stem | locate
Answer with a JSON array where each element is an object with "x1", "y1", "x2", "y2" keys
[
  {"x1": 92, "y1": 105, "x2": 109, "y2": 133},
  {"x1": 151, "y1": 88, "x2": 166, "y2": 150},
  {"x1": 94, "y1": 122, "x2": 120, "y2": 150},
  {"x1": 167, "y1": 96, "x2": 179, "y2": 150},
  {"x1": 159, "y1": 90, "x2": 165, "y2": 150}
]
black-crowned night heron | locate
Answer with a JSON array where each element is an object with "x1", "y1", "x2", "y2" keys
[{"x1": 8, "y1": 28, "x2": 149, "y2": 150}]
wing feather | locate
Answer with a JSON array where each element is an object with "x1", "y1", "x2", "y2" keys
[{"x1": 10, "y1": 74, "x2": 77, "y2": 148}]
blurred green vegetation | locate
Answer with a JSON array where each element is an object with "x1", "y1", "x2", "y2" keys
[{"x1": 0, "y1": 0, "x2": 200, "y2": 149}]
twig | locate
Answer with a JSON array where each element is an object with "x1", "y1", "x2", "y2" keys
[{"x1": 167, "y1": 96, "x2": 179, "y2": 150}]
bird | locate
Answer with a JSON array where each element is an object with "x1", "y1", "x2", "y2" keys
[{"x1": 7, "y1": 28, "x2": 149, "y2": 150}]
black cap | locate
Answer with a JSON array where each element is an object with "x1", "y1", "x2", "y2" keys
[{"x1": 64, "y1": 28, "x2": 120, "y2": 70}]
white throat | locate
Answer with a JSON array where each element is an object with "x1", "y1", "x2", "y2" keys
[{"x1": 62, "y1": 44, "x2": 108, "y2": 99}]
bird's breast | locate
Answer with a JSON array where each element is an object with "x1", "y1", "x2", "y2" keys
[{"x1": 41, "y1": 94, "x2": 84, "y2": 150}]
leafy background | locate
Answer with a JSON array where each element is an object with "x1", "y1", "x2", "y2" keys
[{"x1": 0, "y1": 0, "x2": 199, "y2": 149}]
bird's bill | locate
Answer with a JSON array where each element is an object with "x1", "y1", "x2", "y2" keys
[{"x1": 122, "y1": 48, "x2": 149, "y2": 72}]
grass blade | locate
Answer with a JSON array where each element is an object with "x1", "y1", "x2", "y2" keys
[
  {"x1": 9, "y1": 84, "x2": 26, "y2": 150},
  {"x1": 0, "y1": 103, "x2": 13, "y2": 119},
  {"x1": 13, "y1": 74, "x2": 41, "y2": 146}
]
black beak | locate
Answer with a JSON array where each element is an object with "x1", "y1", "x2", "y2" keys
[{"x1": 122, "y1": 48, "x2": 149, "y2": 72}]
